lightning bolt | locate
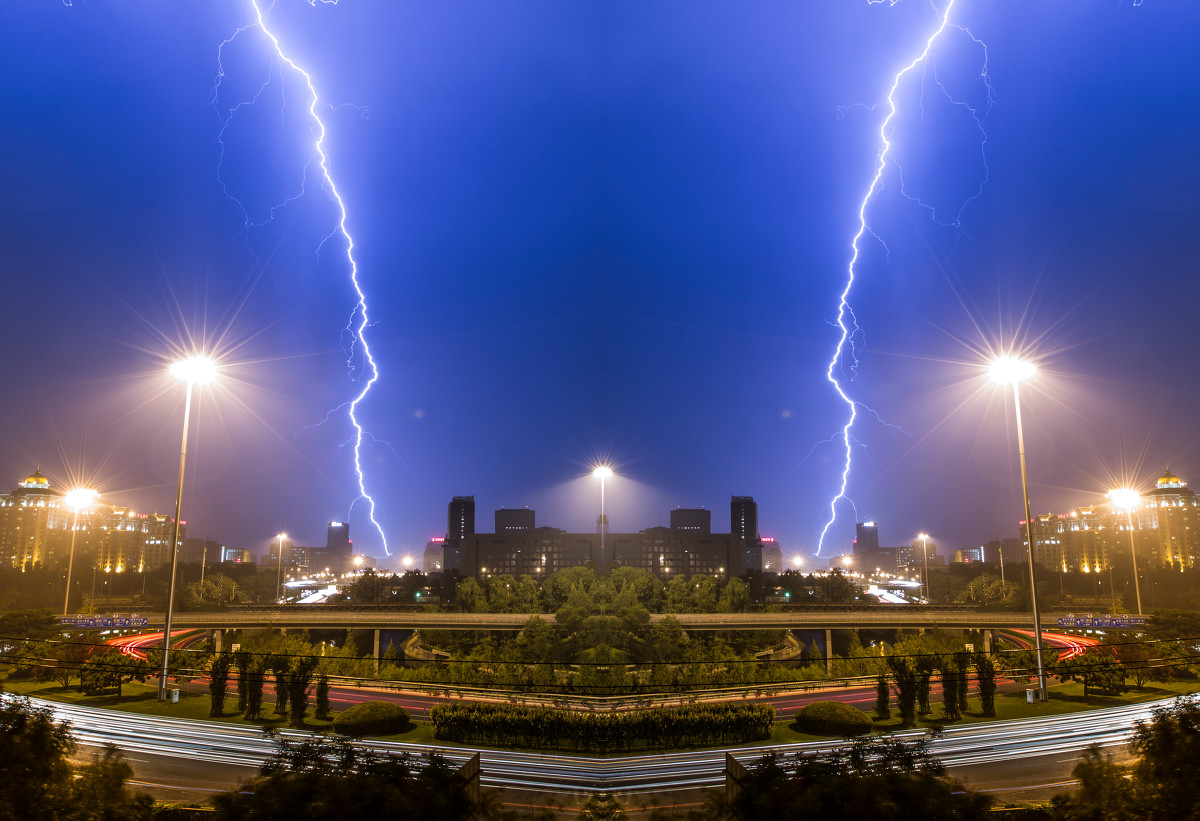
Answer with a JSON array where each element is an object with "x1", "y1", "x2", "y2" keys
[
  {"x1": 816, "y1": 0, "x2": 961, "y2": 555},
  {"x1": 218, "y1": 0, "x2": 390, "y2": 555}
]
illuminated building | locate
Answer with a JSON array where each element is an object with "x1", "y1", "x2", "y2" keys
[
  {"x1": 1017, "y1": 469, "x2": 1200, "y2": 572},
  {"x1": 445, "y1": 497, "x2": 764, "y2": 580},
  {"x1": 422, "y1": 537, "x2": 445, "y2": 573},
  {"x1": 0, "y1": 469, "x2": 71, "y2": 568},
  {"x1": 761, "y1": 537, "x2": 783, "y2": 573},
  {"x1": 0, "y1": 469, "x2": 184, "y2": 572}
]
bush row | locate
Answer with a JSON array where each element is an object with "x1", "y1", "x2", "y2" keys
[{"x1": 430, "y1": 702, "x2": 775, "y2": 752}]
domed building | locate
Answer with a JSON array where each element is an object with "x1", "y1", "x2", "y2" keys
[
  {"x1": 1137, "y1": 468, "x2": 1200, "y2": 569},
  {"x1": 0, "y1": 469, "x2": 70, "y2": 569}
]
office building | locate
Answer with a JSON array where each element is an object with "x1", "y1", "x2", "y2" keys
[{"x1": 670, "y1": 508, "x2": 711, "y2": 534}]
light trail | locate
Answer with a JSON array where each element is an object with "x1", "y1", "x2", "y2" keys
[
  {"x1": 221, "y1": 1, "x2": 390, "y2": 555},
  {"x1": 31, "y1": 693, "x2": 1175, "y2": 795}
]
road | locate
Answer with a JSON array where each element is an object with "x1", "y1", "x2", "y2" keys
[{"x1": 38, "y1": 692, "x2": 1164, "y2": 807}]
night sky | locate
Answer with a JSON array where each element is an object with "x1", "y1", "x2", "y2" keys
[{"x1": 2, "y1": 1, "x2": 1197, "y2": 565}]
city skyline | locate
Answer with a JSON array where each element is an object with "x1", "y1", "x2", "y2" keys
[{"x1": 2, "y1": 2, "x2": 1198, "y2": 560}]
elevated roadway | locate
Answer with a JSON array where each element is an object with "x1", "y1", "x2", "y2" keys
[{"x1": 126, "y1": 608, "x2": 1057, "y2": 632}]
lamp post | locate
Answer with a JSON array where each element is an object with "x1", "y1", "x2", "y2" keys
[
  {"x1": 275, "y1": 532, "x2": 287, "y2": 603},
  {"x1": 989, "y1": 354, "x2": 1048, "y2": 702},
  {"x1": 158, "y1": 354, "x2": 217, "y2": 702},
  {"x1": 1107, "y1": 487, "x2": 1143, "y2": 616},
  {"x1": 593, "y1": 466, "x2": 613, "y2": 571},
  {"x1": 918, "y1": 532, "x2": 930, "y2": 603},
  {"x1": 62, "y1": 488, "x2": 99, "y2": 616}
]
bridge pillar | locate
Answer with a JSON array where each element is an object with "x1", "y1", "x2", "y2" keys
[
  {"x1": 825, "y1": 629, "x2": 833, "y2": 677},
  {"x1": 374, "y1": 629, "x2": 381, "y2": 673},
  {"x1": 983, "y1": 629, "x2": 992, "y2": 656},
  {"x1": 212, "y1": 629, "x2": 223, "y2": 654}
]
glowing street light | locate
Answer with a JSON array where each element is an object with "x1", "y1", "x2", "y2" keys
[
  {"x1": 593, "y1": 465, "x2": 613, "y2": 571},
  {"x1": 791, "y1": 555, "x2": 804, "y2": 569},
  {"x1": 62, "y1": 487, "x2": 99, "y2": 616},
  {"x1": 402, "y1": 555, "x2": 414, "y2": 570},
  {"x1": 918, "y1": 532, "x2": 930, "y2": 603},
  {"x1": 1107, "y1": 487, "x2": 1143, "y2": 616},
  {"x1": 159, "y1": 353, "x2": 217, "y2": 702},
  {"x1": 989, "y1": 353, "x2": 1048, "y2": 701}
]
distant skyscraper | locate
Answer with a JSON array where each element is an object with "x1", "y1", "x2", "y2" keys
[
  {"x1": 730, "y1": 497, "x2": 759, "y2": 544},
  {"x1": 447, "y1": 496, "x2": 475, "y2": 544},
  {"x1": 327, "y1": 521, "x2": 351, "y2": 554},
  {"x1": 670, "y1": 508, "x2": 711, "y2": 534},
  {"x1": 422, "y1": 537, "x2": 445, "y2": 573},
  {"x1": 854, "y1": 522, "x2": 880, "y2": 553},
  {"x1": 495, "y1": 508, "x2": 535, "y2": 533}
]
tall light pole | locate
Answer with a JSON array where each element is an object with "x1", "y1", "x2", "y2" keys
[
  {"x1": 275, "y1": 532, "x2": 287, "y2": 603},
  {"x1": 1107, "y1": 487, "x2": 1143, "y2": 616},
  {"x1": 989, "y1": 354, "x2": 1048, "y2": 702},
  {"x1": 62, "y1": 488, "x2": 99, "y2": 616},
  {"x1": 918, "y1": 532, "x2": 930, "y2": 603},
  {"x1": 593, "y1": 466, "x2": 613, "y2": 571},
  {"x1": 158, "y1": 354, "x2": 217, "y2": 702}
]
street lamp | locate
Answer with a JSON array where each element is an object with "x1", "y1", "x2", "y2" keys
[
  {"x1": 62, "y1": 487, "x2": 99, "y2": 616},
  {"x1": 275, "y1": 533, "x2": 287, "y2": 603},
  {"x1": 918, "y1": 532, "x2": 930, "y2": 604},
  {"x1": 593, "y1": 466, "x2": 613, "y2": 571},
  {"x1": 1107, "y1": 487, "x2": 1143, "y2": 616},
  {"x1": 989, "y1": 353, "x2": 1048, "y2": 701},
  {"x1": 159, "y1": 354, "x2": 217, "y2": 702}
]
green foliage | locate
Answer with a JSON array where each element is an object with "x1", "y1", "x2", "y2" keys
[
  {"x1": 0, "y1": 695, "x2": 151, "y2": 820},
  {"x1": 431, "y1": 703, "x2": 775, "y2": 752},
  {"x1": 874, "y1": 674, "x2": 891, "y2": 720},
  {"x1": 0, "y1": 608, "x2": 59, "y2": 642},
  {"x1": 940, "y1": 663, "x2": 961, "y2": 721},
  {"x1": 717, "y1": 734, "x2": 991, "y2": 821},
  {"x1": 209, "y1": 651, "x2": 233, "y2": 717},
  {"x1": 333, "y1": 701, "x2": 411, "y2": 737},
  {"x1": 793, "y1": 700, "x2": 873, "y2": 736},
  {"x1": 1054, "y1": 649, "x2": 1126, "y2": 700},
  {"x1": 915, "y1": 653, "x2": 936, "y2": 715},
  {"x1": 315, "y1": 673, "x2": 331, "y2": 721},
  {"x1": 1051, "y1": 696, "x2": 1200, "y2": 820},
  {"x1": 975, "y1": 654, "x2": 997, "y2": 717},
  {"x1": 212, "y1": 734, "x2": 483, "y2": 821},
  {"x1": 79, "y1": 647, "x2": 150, "y2": 698},
  {"x1": 886, "y1": 656, "x2": 918, "y2": 728},
  {"x1": 287, "y1": 656, "x2": 320, "y2": 727},
  {"x1": 243, "y1": 660, "x2": 265, "y2": 721}
]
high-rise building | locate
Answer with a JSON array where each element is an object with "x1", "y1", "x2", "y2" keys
[
  {"x1": 854, "y1": 522, "x2": 880, "y2": 553},
  {"x1": 447, "y1": 496, "x2": 475, "y2": 544},
  {"x1": 0, "y1": 469, "x2": 71, "y2": 568},
  {"x1": 730, "y1": 496, "x2": 759, "y2": 544},
  {"x1": 1139, "y1": 468, "x2": 1200, "y2": 569},
  {"x1": 670, "y1": 508, "x2": 711, "y2": 534},
  {"x1": 422, "y1": 537, "x2": 445, "y2": 573},
  {"x1": 495, "y1": 508, "x2": 535, "y2": 533},
  {"x1": 326, "y1": 521, "x2": 351, "y2": 554}
]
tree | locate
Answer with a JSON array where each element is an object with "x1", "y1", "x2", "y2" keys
[
  {"x1": 80, "y1": 648, "x2": 149, "y2": 699},
  {"x1": 874, "y1": 674, "x2": 891, "y2": 720},
  {"x1": 243, "y1": 660, "x2": 265, "y2": 721},
  {"x1": 1050, "y1": 744, "x2": 1138, "y2": 821},
  {"x1": 886, "y1": 656, "x2": 919, "y2": 728},
  {"x1": 939, "y1": 662, "x2": 961, "y2": 721},
  {"x1": 456, "y1": 578, "x2": 487, "y2": 613},
  {"x1": 210, "y1": 651, "x2": 233, "y2": 717},
  {"x1": 233, "y1": 649, "x2": 253, "y2": 714},
  {"x1": 915, "y1": 653, "x2": 936, "y2": 716},
  {"x1": 0, "y1": 694, "x2": 151, "y2": 820},
  {"x1": 719, "y1": 577, "x2": 751, "y2": 613},
  {"x1": 212, "y1": 733, "x2": 486, "y2": 820},
  {"x1": 315, "y1": 673, "x2": 331, "y2": 721},
  {"x1": 715, "y1": 733, "x2": 991, "y2": 820},
  {"x1": 953, "y1": 651, "x2": 971, "y2": 713},
  {"x1": 288, "y1": 656, "x2": 320, "y2": 728},
  {"x1": 1055, "y1": 649, "x2": 1126, "y2": 700},
  {"x1": 975, "y1": 654, "x2": 997, "y2": 718}
]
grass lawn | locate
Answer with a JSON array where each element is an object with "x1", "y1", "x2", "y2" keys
[{"x1": 770, "y1": 678, "x2": 1200, "y2": 744}]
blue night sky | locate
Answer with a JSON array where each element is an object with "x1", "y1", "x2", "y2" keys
[{"x1": 1, "y1": 1, "x2": 1197, "y2": 564}]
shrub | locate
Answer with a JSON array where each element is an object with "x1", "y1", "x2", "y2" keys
[
  {"x1": 333, "y1": 701, "x2": 410, "y2": 737},
  {"x1": 793, "y1": 700, "x2": 873, "y2": 736}
]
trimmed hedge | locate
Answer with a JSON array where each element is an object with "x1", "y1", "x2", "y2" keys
[
  {"x1": 431, "y1": 703, "x2": 775, "y2": 752},
  {"x1": 332, "y1": 700, "x2": 410, "y2": 737},
  {"x1": 793, "y1": 700, "x2": 873, "y2": 736}
]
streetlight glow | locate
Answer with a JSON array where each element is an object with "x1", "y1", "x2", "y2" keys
[
  {"x1": 1107, "y1": 487, "x2": 1141, "y2": 512},
  {"x1": 592, "y1": 465, "x2": 613, "y2": 480},
  {"x1": 402, "y1": 555, "x2": 414, "y2": 569},
  {"x1": 168, "y1": 355, "x2": 219, "y2": 385},
  {"x1": 988, "y1": 355, "x2": 1036, "y2": 385},
  {"x1": 64, "y1": 487, "x2": 99, "y2": 512}
]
